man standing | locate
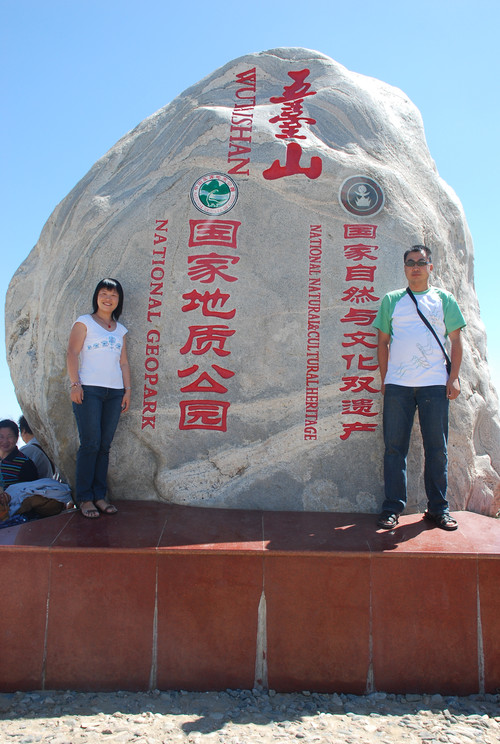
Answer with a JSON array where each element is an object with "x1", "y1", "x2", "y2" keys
[{"x1": 373, "y1": 245, "x2": 465, "y2": 531}]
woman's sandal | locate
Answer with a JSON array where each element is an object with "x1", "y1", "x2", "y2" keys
[
  {"x1": 80, "y1": 502, "x2": 100, "y2": 519},
  {"x1": 95, "y1": 500, "x2": 118, "y2": 515}
]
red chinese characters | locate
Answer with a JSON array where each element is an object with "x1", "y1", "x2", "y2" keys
[
  {"x1": 263, "y1": 69, "x2": 322, "y2": 181},
  {"x1": 181, "y1": 289, "x2": 235, "y2": 319},
  {"x1": 187, "y1": 254, "x2": 239, "y2": 283},
  {"x1": 179, "y1": 401, "x2": 231, "y2": 431},
  {"x1": 188, "y1": 219, "x2": 240, "y2": 249},
  {"x1": 178, "y1": 219, "x2": 240, "y2": 432},
  {"x1": 340, "y1": 224, "x2": 380, "y2": 440}
]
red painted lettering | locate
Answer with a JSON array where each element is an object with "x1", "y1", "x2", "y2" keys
[{"x1": 141, "y1": 416, "x2": 155, "y2": 430}]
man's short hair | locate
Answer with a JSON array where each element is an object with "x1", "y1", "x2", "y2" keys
[
  {"x1": 0, "y1": 419, "x2": 19, "y2": 438},
  {"x1": 18, "y1": 415, "x2": 32, "y2": 435},
  {"x1": 404, "y1": 245, "x2": 432, "y2": 262}
]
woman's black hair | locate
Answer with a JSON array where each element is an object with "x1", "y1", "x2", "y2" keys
[
  {"x1": 92, "y1": 278, "x2": 124, "y2": 320},
  {"x1": 0, "y1": 419, "x2": 19, "y2": 438}
]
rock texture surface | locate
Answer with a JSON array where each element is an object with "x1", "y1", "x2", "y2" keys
[{"x1": 6, "y1": 47, "x2": 500, "y2": 514}]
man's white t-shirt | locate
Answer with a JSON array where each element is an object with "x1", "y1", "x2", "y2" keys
[{"x1": 373, "y1": 287, "x2": 465, "y2": 387}]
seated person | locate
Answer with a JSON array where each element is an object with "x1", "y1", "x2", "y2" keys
[
  {"x1": 0, "y1": 419, "x2": 71, "y2": 524},
  {"x1": 0, "y1": 419, "x2": 38, "y2": 487},
  {"x1": 0, "y1": 471, "x2": 8, "y2": 521},
  {"x1": 18, "y1": 415, "x2": 55, "y2": 479}
]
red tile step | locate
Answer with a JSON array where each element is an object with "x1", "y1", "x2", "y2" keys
[{"x1": 0, "y1": 503, "x2": 498, "y2": 694}]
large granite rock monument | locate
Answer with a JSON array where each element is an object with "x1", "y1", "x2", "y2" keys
[{"x1": 6, "y1": 47, "x2": 500, "y2": 515}]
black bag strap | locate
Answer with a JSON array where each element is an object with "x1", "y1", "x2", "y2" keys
[{"x1": 406, "y1": 287, "x2": 451, "y2": 374}]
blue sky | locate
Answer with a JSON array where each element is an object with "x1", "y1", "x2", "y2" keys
[{"x1": 1, "y1": 0, "x2": 499, "y2": 421}]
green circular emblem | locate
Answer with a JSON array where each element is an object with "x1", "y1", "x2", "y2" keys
[{"x1": 191, "y1": 173, "x2": 238, "y2": 215}]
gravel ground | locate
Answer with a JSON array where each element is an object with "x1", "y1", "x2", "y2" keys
[{"x1": 0, "y1": 689, "x2": 499, "y2": 743}]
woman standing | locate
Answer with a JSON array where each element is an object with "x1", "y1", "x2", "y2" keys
[{"x1": 67, "y1": 278, "x2": 131, "y2": 518}]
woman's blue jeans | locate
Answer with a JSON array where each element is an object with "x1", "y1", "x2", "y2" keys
[
  {"x1": 382, "y1": 384, "x2": 449, "y2": 516},
  {"x1": 72, "y1": 385, "x2": 124, "y2": 504}
]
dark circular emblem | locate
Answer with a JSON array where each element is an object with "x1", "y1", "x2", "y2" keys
[
  {"x1": 191, "y1": 173, "x2": 238, "y2": 215},
  {"x1": 339, "y1": 175, "x2": 385, "y2": 217}
]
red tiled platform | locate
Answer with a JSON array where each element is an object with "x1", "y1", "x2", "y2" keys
[{"x1": 0, "y1": 503, "x2": 499, "y2": 694}]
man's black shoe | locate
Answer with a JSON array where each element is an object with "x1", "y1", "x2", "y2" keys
[
  {"x1": 423, "y1": 511, "x2": 458, "y2": 531},
  {"x1": 377, "y1": 512, "x2": 399, "y2": 529}
]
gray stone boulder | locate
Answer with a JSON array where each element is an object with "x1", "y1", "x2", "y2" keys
[{"x1": 6, "y1": 47, "x2": 500, "y2": 515}]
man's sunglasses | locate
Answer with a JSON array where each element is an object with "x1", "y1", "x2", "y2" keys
[{"x1": 404, "y1": 259, "x2": 430, "y2": 267}]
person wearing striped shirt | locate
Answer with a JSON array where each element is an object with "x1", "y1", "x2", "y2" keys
[{"x1": 0, "y1": 419, "x2": 38, "y2": 488}]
